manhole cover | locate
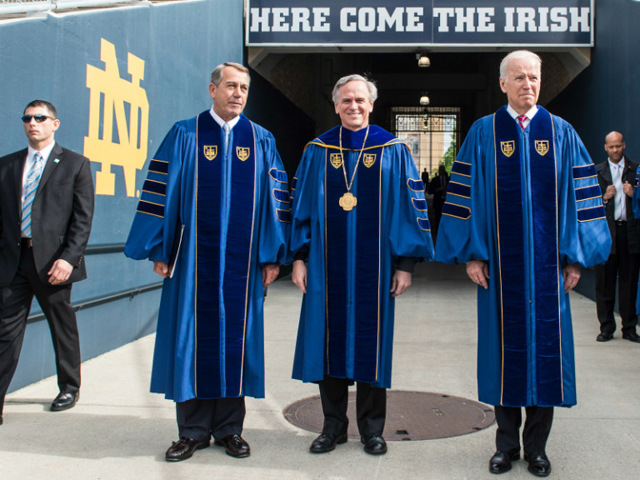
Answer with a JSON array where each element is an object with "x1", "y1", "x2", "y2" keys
[{"x1": 283, "y1": 390, "x2": 494, "y2": 441}]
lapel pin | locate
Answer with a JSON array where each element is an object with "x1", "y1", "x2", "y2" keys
[{"x1": 53, "y1": 158, "x2": 60, "y2": 164}]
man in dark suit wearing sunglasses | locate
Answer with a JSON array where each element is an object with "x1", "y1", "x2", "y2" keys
[{"x1": 0, "y1": 100, "x2": 94, "y2": 425}]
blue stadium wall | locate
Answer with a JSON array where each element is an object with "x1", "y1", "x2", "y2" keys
[
  {"x1": 549, "y1": 0, "x2": 640, "y2": 160},
  {"x1": 547, "y1": 0, "x2": 640, "y2": 300},
  {"x1": 0, "y1": 0, "x2": 245, "y2": 392}
]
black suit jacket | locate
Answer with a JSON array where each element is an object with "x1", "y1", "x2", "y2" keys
[
  {"x1": 0, "y1": 142, "x2": 94, "y2": 286},
  {"x1": 596, "y1": 156, "x2": 640, "y2": 255},
  {"x1": 428, "y1": 174, "x2": 449, "y2": 204}
]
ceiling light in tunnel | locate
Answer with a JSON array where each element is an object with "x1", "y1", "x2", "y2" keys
[{"x1": 417, "y1": 53, "x2": 430, "y2": 68}]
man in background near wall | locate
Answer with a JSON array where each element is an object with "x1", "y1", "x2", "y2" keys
[
  {"x1": 0, "y1": 100, "x2": 95, "y2": 425},
  {"x1": 595, "y1": 131, "x2": 640, "y2": 343}
]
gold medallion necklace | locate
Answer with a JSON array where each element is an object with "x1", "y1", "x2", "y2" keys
[{"x1": 338, "y1": 125, "x2": 369, "y2": 211}]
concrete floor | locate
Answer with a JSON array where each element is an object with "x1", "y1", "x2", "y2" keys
[{"x1": 1, "y1": 262, "x2": 639, "y2": 480}]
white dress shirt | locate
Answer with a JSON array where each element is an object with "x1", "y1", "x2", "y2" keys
[
  {"x1": 608, "y1": 157, "x2": 627, "y2": 221},
  {"x1": 210, "y1": 106, "x2": 240, "y2": 152},
  {"x1": 506, "y1": 104, "x2": 539, "y2": 129}
]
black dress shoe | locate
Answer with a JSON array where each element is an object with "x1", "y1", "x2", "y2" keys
[
  {"x1": 214, "y1": 434, "x2": 250, "y2": 458},
  {"x1": 51, "y1": 391, "x2": 79, "y2": 411},
  {"x1": 524, "y1": 453, "x2": 551, "y2": 477},
  {"x1": 0, "y1": 415, "x2": 3, "y2": 425},
  {"x1": 489, "y1": 450, "x2": 520, "y2": 474},
  {"x1": 361, "y1": 434, "x2": 387, "y2": 455},
  {"x1": 622, "y1": 332, "x2": 640, "y2": 343},
  {"x1": 165, "y1": 436, "x2": 210, "y2": 462},
  {"x1": 309, "y1": 433, "x2": 348, "y2": 453},
  {"x1": 597, "y1": 333, "x2": 613, "y2": 342}
]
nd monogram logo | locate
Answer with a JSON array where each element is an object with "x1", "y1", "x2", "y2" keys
[{"x1": 84, "y1": 38, "x2": 149, "y2": 197}]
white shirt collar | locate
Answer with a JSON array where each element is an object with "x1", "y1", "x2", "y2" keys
[
  {"x1": 209, "y1": 106, "x2": 241, "y2": 131},
  {"x1": 608, "y1": 157, "x2": 625, "y2": 171},
  {"x1": 27, "y1": 141, "x2": 55, "y2": 164},
  {"x1": 506, "y1": 104, "x2": 538, "y2": 121}
]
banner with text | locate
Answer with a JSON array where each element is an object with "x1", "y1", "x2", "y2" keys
[{"x1": 246, "y1": 0, "x2": 593, "y2": 47}]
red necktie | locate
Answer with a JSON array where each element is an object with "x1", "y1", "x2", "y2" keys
[{"x1": 517, "y1": 115, "x2": 527, "y2": 130}]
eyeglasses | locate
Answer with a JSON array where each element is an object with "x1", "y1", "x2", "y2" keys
[{"x1": 21, "y1": 115, "x2": 54, "y2": 123}]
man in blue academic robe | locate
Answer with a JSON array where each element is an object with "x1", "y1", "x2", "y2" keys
[
  {"x1": 436, "y1": 51, "x2": 610, "y2": 477},
  {"x1": 290, "y1": 74, "x2": 434, "y2": 456},
  {"x1": 125, "y1": 63, "x2": 289, "y2": 462},
  {"x1": 631, "y1": 165, "x2": 640, "y2": 315}
]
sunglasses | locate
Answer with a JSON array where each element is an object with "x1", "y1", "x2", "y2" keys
[{"x1": 21, "y1": 115, "x2": 54, "y2": 123}]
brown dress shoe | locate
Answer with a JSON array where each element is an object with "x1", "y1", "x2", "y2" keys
[{"x1": 165, "y1": 437, "x2": 210, "y2": 462}]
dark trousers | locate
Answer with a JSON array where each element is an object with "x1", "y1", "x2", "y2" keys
[
  {"x1": 318, "y1": 375, "x2": 386, "y2": 437},
  {"x1": 595, "y1": 223, "x2": 640, "y2": 336},
  {"x1": 176, "y1": 396, "x2": 246, "y2": 442},
  {"x1": 494, "y1": 406, "x2": 554, "y2": 456},
  {"x1": 0, "y1": 245, "x2": 81, "y2": 414}
]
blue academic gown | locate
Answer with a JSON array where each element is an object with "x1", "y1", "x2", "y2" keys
[
  {"x1": 436, "y1": 106, "x2": 610, "y2": 408},
  {"x1": 125, "y1": 112, "x2": 289, "y2": 402},
  {"x1": 290, "y1": 125, "x2": 434, "y2": 389},
  {"x1": 632, "y1": 166, "x2": 640, "y2": 314}
]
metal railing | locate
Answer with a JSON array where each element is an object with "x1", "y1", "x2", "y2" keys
[
  {"x1": 26, "y1": 282, "x2": 163, "y2": 323},
  {"x1": 26, "y1": 243, "x2": 161, "y2": 323},
  {"x1": 0, "y1": 0, "x2": 145, "y2": 15}
]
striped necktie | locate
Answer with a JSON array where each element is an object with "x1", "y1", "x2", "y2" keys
[
  {"x1": 21, "y1": 152, "x2": 45, "y2": 237},
  {"x1": 517, "y1": 115, "x2": 527, "y2": 130}
]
